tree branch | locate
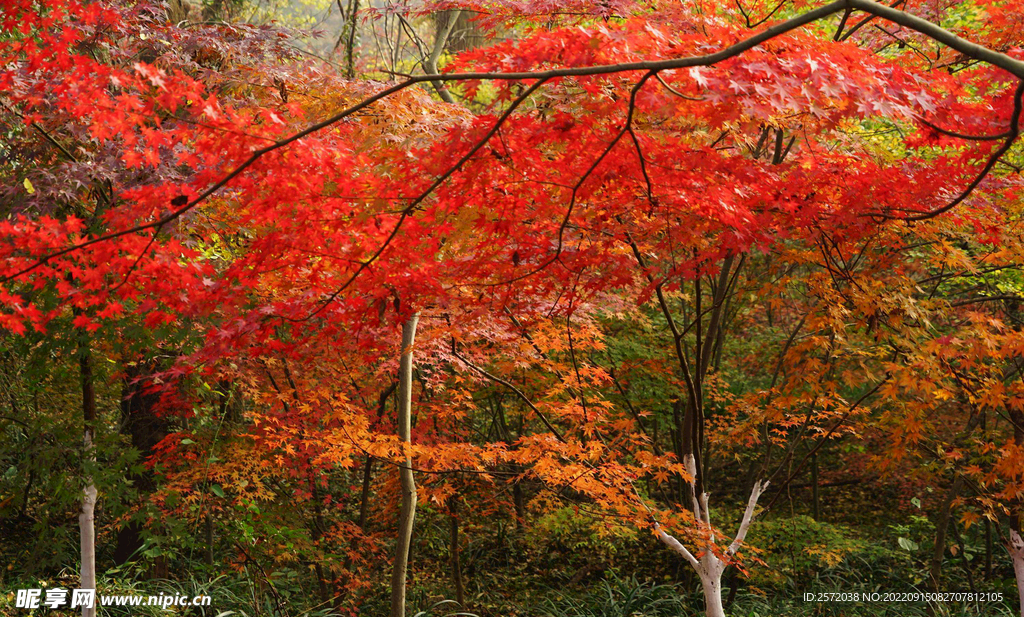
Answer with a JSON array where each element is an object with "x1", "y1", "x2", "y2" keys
[
  {"x1": 727, "y1": 479, "x2": 768, "y2": 555},
  {"x1": 896, "y1": 81, "x2": 1023, "y2": 221},
  {"x1": 655, "y1": 524, "x2": 701, "y2": 570},
  {"x1": 449, "y1": 344, "x2": 567, "y2": 443},
  {"x1": 6, "y1": 0, "x2": 1024, "y2": 283}
]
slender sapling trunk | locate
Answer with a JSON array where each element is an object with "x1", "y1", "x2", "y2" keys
[
  {"x1": 655, "y1": 456, "x2": 767, "y2": 617},
  {"x1": 79, "y1": 343, "x2": 97, "y2": 617},
  {"x1": 390, "y1": 314, "x2": 419, "y2": 617}
]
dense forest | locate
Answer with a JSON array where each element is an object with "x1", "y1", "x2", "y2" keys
[{"x1": 3, "y1": 0, "x2": 1024, "y2": 615}]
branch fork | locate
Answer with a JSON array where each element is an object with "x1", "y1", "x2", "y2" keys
[{"x1": 654, "y1": 455, "x2": 768, "y2": 576}]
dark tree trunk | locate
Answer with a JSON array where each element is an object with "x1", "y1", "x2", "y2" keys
[
  {"x1": 450, "y1": 497, "x2": 466, "y2": 607},
  {"x1": 114, "y1": 361, "x2": 168, "y2": 565}
]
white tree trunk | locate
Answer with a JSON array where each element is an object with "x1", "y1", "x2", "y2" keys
[
  {"x1": 1008, "y1": 529, "x2": 1024, "y2": 617},
  {"x1": 655, "y1": 456, "x2": 767, "y2": 617},
  {"x1": 78, "y1": 341, "x2": 98, "y2": 617},
  {"x1": 657, "y1": 527, "x2": 728, "y2": 616},
  {"x1": 390, "y1": 314, "x2": 419, "y2": 617},
  {"x1": 80, "y1": 428, "x2": 97, "y2": 617},
  {"x1": 699, "y1": 552, "x2": 726, "y2": 617}
]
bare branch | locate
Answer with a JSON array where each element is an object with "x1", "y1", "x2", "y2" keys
[
  {"x1": 449, "y1": 344, "x2": 567, "y2": 443},
  {"x1": 684, "y1": 454, "x2": 705, "y2": 523},
  {"x1": 896, "y1": 81, "x2": 1023, "y2": 221},
  {"x1": 654, "y1": 72, "x2": 704, "y2": 101},
  {"x1": 727, "y1": 479, "x2": 768, "y2": 555},
  {"x1": 833, "y1": 7, "x2": 852, "y2": 41},
  {"x1": 838, "y1": 0, "x2": 905, "y2": 41},
  {"x1": 916, "y1": 117, "x2": 1010, "y2": 141},
  {"x1": 655, "y1": 524, "x2": 701, "y2": 570}
]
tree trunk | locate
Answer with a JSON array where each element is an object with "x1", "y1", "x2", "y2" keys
[
  {"x1": 698, "y1": 560, "x2": 726, "y2": 617},
  {"x1": 358, "y1": 456, "x2": 373, "y2": 530},
  {"x1": 659, "y1": 531, "x2": 728, "y2": 617},
  {"x1": 79, "y1": 344, "x2": 97, "y2": 617},
  {"x1": 167, "y1": 0, "x2": 188, "y2": 23},
  {"x1": 443, "y1": 9, "x2": 484, "y2": 52},
  {"x1": 512, "y1": 479, "x2": 525, "y2": 526},
  {"x1": 450, "y1": 497, "x2": 466, "y2": 607},
  {"x1": 930, "y1": 476, "x2": 963, "y2": 591},
  {"x1": 985, "y1": 518, "x2": 993, "y2": 580},
  {"x1": 309, "y1": 477, "x2": 331, "y2": 602},
  {"x1": 656, "y1": 459, "x2": 767, "y2": 617},
  {"x1": 1009, "y1": 407, "x2": 1024, "y2": 617},
  {"x1": 425, "y1": 12, "x2": 460, "y2": 103},
  {"x1": 949, "y1": 519, "x2": 976, "y2": 593},
  {"x1": 344, "y1": 0, "x2": 360, "y2": 78},
  {"x1": 811, "y1": 453, "x2": 820, "y2": 520},
  {"x1": 80, "y1": 466, "x2": 97, "y2": 617},
  {"x1": 1009, "y1": 528, "x2": 1024, "y2": 617},
  {"x1": 205, "y1": 515, "x2": 214, "y2": 566},
  {"x1": 114, "y1": 360, "x2": 168, "y2": 565},
  {"x1": 390, "y1": 314, "x2": 419, "y2": 617}
]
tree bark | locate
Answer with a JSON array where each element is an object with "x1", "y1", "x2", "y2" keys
[
  {"x1": 1008, "y1": 407, "x2": 1024, "y2": 617},
  {"x1": 358, "y1": 456, "x2": 373, "y2": 530},
  {"x1": 930, "y1": 476, "x2": 963, "y2": 591},
  {"x1": 443, "y1": 10, "x2": 483, "y2": 52},
  {"x1": 656, "y1": 456, "x2": 767, "y2": 617},
  {"x1": 512, "y1": 479, "x2": 525, "y2": 526},
  {"x1": 811, "y1": 453, "x2": 820, "y2": 520},
  {"x1": 949, "y1": 518, "x2": 976, "y2": 593},
  {"x1": 985, "y1": 518, "x2": 993, "y2": 580},
  {"x1": 205, "y1": 515, "x2": 214, "y2": 566},
  {"x1": 449, "y1": 497, "x2": 466, "y2": 607},
  {"x1": 344, "y1": 0, "x2": 359, "y2": 78},
  {"x1": 167, "y1": 0, "x2": 188, "y2": 23},
  {"x1": 1010, "y1": 528, "x2": 1024, "y2": 617},
  {"x1": 309, "y1": 477, "x2": 331, "y2": 602},
  {"x1": 698, "y1": 560, "x2": 726, "y2": 617},
  {"x1": 425, "y1": 12, "x2": 460, "y2": 103},
  {"x1": 390, "y1": 314, "x2": 419, "y2": 617},
  {"x1": 79, "y1": 342, "x2": 97, "y2": 617},
  {"x1": 114, "y1": 360, "x2": 168, "y2": 565}
]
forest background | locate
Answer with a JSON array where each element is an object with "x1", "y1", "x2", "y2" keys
[{"x1": 3, "y1": 0, "x2": 1024, "y2": 616}]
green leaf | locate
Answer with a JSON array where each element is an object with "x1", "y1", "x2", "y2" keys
[{"x1": 211, "y1": 484, "x2": 226, "y2": 498}]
